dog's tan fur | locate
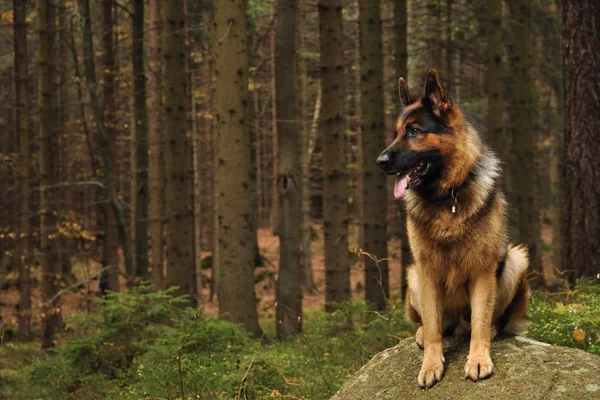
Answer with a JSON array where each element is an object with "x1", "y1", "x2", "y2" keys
[{"x1": 384, "y1": 70, "x2": 530, "y2": 388}]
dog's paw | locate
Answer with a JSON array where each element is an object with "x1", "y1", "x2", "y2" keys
[
  {"x1": 418, "y1": 354, "x2": 445, "y2": 388},
  {"x1": 415, "y1": 326, "x2": 424, "y2": 349},
  {"x1": 464, "y1": 352, "x2": 494, "y2": 381}
]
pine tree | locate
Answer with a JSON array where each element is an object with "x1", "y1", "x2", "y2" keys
[
  {"x1": 508, "y1": 0, "x2": 541, "y2": 277},
  {"x1": 319, "y1": 0, "x2": 350, "y2": 311},
  {"x1": 563, "y1": 0, "x2": 600, "y2": 279},
  {"x1": 132, "y1": 0, "x2": 149, "y2": 280},
  {"x1": 148, "y1": 0, "x2": 164, "y2": 290},
  {"x1": 163, "y1": 0, "x2": 197, "y2": 301},
  {"x1": 359, "y1": 0, "x2": 388, "y2": 310},
  {"x1": 14, "y1": 0, "x2": 32, "y2": 341},
  {"x1": 275, "y1": 0, "x2": 302, "y2": 339},
  {"x1": 214, "y1": 0, "x2": 264, "y2": 337},
  {"x1": 37, "y1": 0, "x2": 61, "y2": 349}
]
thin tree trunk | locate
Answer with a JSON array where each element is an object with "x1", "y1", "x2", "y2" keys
[
  {"x1": 563, "y1": 0, "x2": 600, "y2": 280},
  {"x1": 57, "y1": 0, "x2": 75, "y2": 285},
  {"x1": 275, "y1": 0, "x2": 302, "y2": 339},
  {"x1": 132, "y1": 0, "x2": 149, "y2": 281},
  {"x1": 319, "y1": 0, "x2": 350, "y2": 311},
  {"x1": 271, "y1": 7, "x2": 279, "y2": 236},
  {"x1": 487, "y1": 0, "x2": 505, "y2": 178},
  {"x1": 508, "y1": 0, "x2": 541, "y2": 281},
  {"x1": 394, "y1": 0, "x2": 411, "y2": 300},
  {"x1": 78, "y1": 0, "x2": 134, "y2": 288},
  {"x1": 199, "y1": 2, "x2": 215, "y2": 298},
  {"x1": 445, "y1": 0, "x2": 453, "y2": 91},
  {"x1": 359, "y1": 0, "x2": 388, "y2": 311},
  {"x1": 38, "y1": 0, "x2": 62, "y2": 349},
  {"x1": 297, "y1": 0, "x2": 317, "y2": 293},
  {"x1": 14, "y1": 0, "x2": 32, "y2": 341},
  {"x1": 214, "y1": 0, "x2": 264, "y2": 337},
  {"x1": 162, "y1": 0, "x2": 197, "y2": 302},
  {"x1": 148, "y1": 0, "x2": 164, "y2": 290},
  {"x1": 99, "y1": 0, "x2": 120, "y2": 293}
]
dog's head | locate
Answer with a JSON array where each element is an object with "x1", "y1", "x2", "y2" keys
[{"x1": 376, "y1": 69, "x2": 481, "y2": 199}]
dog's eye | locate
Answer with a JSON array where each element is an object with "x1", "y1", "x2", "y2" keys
[{"x1": 407, "y1": 127, "x2": 421, "y2": 136}]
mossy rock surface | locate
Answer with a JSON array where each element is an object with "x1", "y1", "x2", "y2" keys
[{"x1": 331, "y1": 336, "x2": 600, "y2": 400}]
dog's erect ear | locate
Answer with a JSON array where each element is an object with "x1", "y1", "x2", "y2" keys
[
  {"x1": 398, "y1": 78, "x2": 414, "y2": 109},
  {"x1": 424, "y1": 69, "x2": 451, "y2": 115}
]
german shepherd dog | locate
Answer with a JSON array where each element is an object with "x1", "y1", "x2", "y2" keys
[{"x1": 376, "y1": 70, "x2": 530, "y2": 388}]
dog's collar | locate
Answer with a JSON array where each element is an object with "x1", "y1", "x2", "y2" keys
[{"x1": 431, "y1": 170, "x2": 476, "y2": 204}]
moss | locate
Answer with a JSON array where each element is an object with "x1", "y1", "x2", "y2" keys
[{"x1": 332, "y1": 336, "x2": 600, "y2": 400}]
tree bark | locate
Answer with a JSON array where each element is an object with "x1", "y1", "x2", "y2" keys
[
  {"x1": 319, "y1": 0, "x2": 350, "y2": 312},
  {"x1": 445, "y1": 0, "x2": 453, "y2": 91},
  {"x1": 508, "y1": 0, "x2": 541, "y2": 280},
  {"x1": 57, "y1": 0, "x2": 75, "y2": 286},
  {"x1": 214, "y1": 0, "x2": 264, "y2": 337},
  {"x1": 148, "y1": 0, "x2": 164, "y2": 290},
  {"x1": 359, "y1": 0, "x2": 388, "y2": 311},
  {"x1": 163, "y1": 0, "x2": 197, "y2": 302},
  {"x1": 38, "y1": 0, "x2": 62, "y2": 349},
  {"x1": 394, "y1": 0, "x2": 411, "y2": 300},
  {"x1": 275, "y1": 0, "x2": 303, "y2": 339},
  {"x1": 99, "y1": 0, "x2": 120, "y2": 293},
  {"x1": 14, "y1": 0, "x2": 32, "y2": 341},
  {"x1": 297, "y1": 0, "x2": 317, "y2": 293},
  {"x1": 132, "y1": 0, "x2": 149, "y2": 281},
  {"x1": 487, "y1": 0, "x2": 505, "y2": 181},
  {"x1": 563, "y1": 0, "x2": 600, "y2": 280}
]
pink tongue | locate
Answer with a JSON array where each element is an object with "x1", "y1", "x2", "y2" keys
[{"x1": 394, "y1": 175, "x2": 409, "y2": 199}]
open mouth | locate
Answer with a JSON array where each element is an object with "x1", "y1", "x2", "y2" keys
[{"x1": 393, "y1": 161, "x2": 430, "y2": 199}]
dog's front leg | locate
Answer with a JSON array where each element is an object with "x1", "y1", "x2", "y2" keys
[
  {"x1": 465, "y1": 271, "x2": 496, "y2": 381},
  {"x1": 417, "y1": 276, "x2": 444, "y2": 388}
]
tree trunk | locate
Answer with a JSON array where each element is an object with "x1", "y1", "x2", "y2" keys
[
  {"x1": 297, "y1": 0, "x2": 317, "y2": 293},
  {"x1": 132, "y1": 0, "x2": 149, "y2": 281},
  {"x1": 508, "y1": 0, "x2": 541, "y2": 280},
  {"x1": 78, "y1": 0, "x2": 134, "y2": 289},
  {"x1": 359, "y1": 0, "x2": 388, "y2": 311},
  {"x1": 563, "y1": 0, "x2": 600, "y2": 280},
  {"x1": 214, "y1": 0, "x2": 264, "y2": 337},
  {"x1": 162, "y1": 0, "x2": 197, "y2": 302},
  {"x1": 57, "y1": 0, "x2": 75, "y2": 286},
  {"x1": 445, "y1": 0, "x2": 453, "y2": 91},
  {"x1": 319, "y1": 0, "x2": 350, "y2": 312},
  {"x1": 14, "y1": 0, "x2": 32, "y2": 341},
  {"x1": 37, "y1": 0, "x2": 62, "y2": 349},
  {"x1": 275, "y1": 0, "x2": 302, "y2": 339},
  {"x1": 148, "y1": 0, "x2": 164, "y2": 290},
  {"x1": 100, "y1": 0, "x2": 120, "y2": 293},
  {"x1": 394, "y1": 0, "x2": 411, "y2": 300},
  {"x1": 487, "y1": 0, "x2": 505, "y2": 179}
]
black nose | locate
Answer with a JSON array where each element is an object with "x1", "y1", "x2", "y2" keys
[{"x1": 376, "y1": 152, "x2": 392, "y2": 170}]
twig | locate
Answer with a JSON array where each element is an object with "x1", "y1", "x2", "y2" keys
[
  {"x1": 48, "y1": 265, "x2": 112, "y2": 305},
  {"x1": 352, "y1": 249, "x2": 391, "y2": 308},
  {"x1": 217, "y1": 21, "x2": 234, "y2": 45},
  {"x1": 236, "y1": 355, "x2": 255, "y2": 400},
  {"x1": 178, "y1": 305, "x2": 203, "y2": 399}
]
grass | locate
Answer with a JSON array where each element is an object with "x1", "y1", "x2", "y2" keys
[{"x1": 0, "y1": 279, "x2": 598, "y2": 399}]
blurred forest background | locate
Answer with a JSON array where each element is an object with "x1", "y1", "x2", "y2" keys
[{"x1": 0, "y1": 0, "x2": 598, "y2": 398}]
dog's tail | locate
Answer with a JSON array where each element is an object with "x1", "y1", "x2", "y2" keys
[{"x1": 495, "y1": 244, "x2": 530, "y2": 335}]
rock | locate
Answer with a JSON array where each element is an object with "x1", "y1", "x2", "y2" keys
[{"x1": 331, "y1": 336, "x2": 600, "y2": 400}]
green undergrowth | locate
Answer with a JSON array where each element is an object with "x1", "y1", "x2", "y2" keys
[
  {"x1": 0, "y1": 285, "x2": 412, "y2": 399},
  {"x1": 1, "y1": 280, "x2": 598, "y2": 399},
  {"x1": 525, "y1": 278, "x2": 600, "y2": 355}
]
